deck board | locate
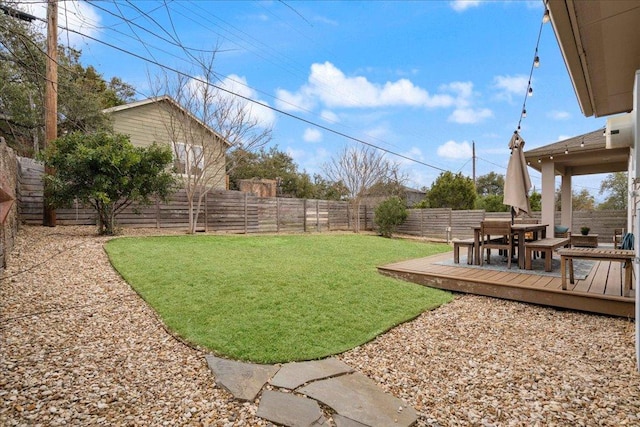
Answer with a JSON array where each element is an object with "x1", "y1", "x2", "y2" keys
[{"x1": 379, "y1": 250, "x2": 635, "y2": 318}]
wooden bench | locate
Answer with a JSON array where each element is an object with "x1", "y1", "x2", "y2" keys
[
  {"x1": 557, "y1": 247, "x2": 635, "y2": 296},
  {"x1": 453, "y1": 238, "x2": 475, "y2": 265},
  {"x1": 524, "y1": 237, "x2": 571, "y2": 271}
]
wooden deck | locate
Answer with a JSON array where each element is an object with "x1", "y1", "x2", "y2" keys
[{"x1": 379, "y1": 251, "x2": 635, "y2": 318}]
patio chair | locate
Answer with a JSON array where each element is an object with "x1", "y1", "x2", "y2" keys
[
  {"x1": 480, "y1": 220, "x2": 513, "y2": 269},
  {"x1": 614, "y1": 228, "x2": 625, "y2": 248}
]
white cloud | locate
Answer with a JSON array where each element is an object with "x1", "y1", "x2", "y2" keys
[
  {"x1": 303, "y1": 128, "x2": 322, "y2": 143},
  {"x1": 437, "y1": 140, "x2": 473, "y2": 159},
  {"x1": 548, "y1": 110, "x2": 571, "y2": 120},
  {"x1": 279, "y1": 61, "x2": 455, "y2": 111},
  {"x1": 437, "y1": 81, "x2": 492, "y2": 123},
  {"x1": 217, "y1": 75, "x2": 276, "y2": 128},
  {"x1": 448, "y1": 107, "x2": 493, "y2": 124},
  {"x1": 450, "y1": 1, "x2": 482, "y2": 12},
  {"x1": 320, "y1": 110, "x2": 340, "y2": 123},
  {"x1": 398, "y1": 147, "x2": 425, "y2": 166},
  {"x1": 275, "y1": 88, "x2": 315, "y2": 112},
  {"x1": 441, "y1": 81, "x2": 474, "y2": 106},
  {"x1": 17, "y1": 1, "x2": 101, "y2": 46},
  {"x1": 493, "y1": 75, "x2": 530, "y2": 102},
  {"x1": 362, "y1": 124, "x2": 392, "y2": 141}
]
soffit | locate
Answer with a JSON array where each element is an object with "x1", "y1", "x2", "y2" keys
[{"x1": 548, "y1": 0, "x2": 640, "y2": 117}]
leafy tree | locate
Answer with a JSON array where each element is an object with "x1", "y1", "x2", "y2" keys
[
  {"x1": 0, "y1": 13, "x2": 135, "y2": 155},
  {"x1": 598, "y1": 171, "x2": 627, "y2": 210},
  {"x1": 529, "y1": 189, "x2": 541, "y2": 212},
  {"x1": 374, "y1": 196, "x2": 408, "y2": 238},
  {"x1": 227, "y1": 147, "x2": 349, "y2": 200},
  {"x1": 40, "y1": 131, "x2": 176, "y2": 235},
  {"x1": 427, "y1": 171, "x2": 476, "y2": 210},
  {"x1": 476, "y1": 194, "x2": 509, "y2": 212},
  {"x1": 475, "y1": 172, "x2": 505, "y2": 197},
  {"x1": 228, "y1": 147, "x2": 300, "y2": 196},
  {"x1": 310, "y1": 174, "x2": 349, "y2": 201},
  {"x1": 555, "y1": 188, "x2": 595, "y2": 211}
]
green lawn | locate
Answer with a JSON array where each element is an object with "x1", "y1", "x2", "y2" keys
[{"x1": 105, "y1": 233, "x2": 452, "y2": 363}]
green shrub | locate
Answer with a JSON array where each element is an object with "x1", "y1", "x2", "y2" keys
[{"x1": 375, "y1": 196, "x2": 408, "y2": 238}]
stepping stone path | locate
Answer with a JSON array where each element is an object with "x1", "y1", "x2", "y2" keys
[{"x1": 206, "y1": 355, "x2": 418, "y2": 427}]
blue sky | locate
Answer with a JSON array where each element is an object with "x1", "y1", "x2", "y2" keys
[{"x1": 21, "y1": 0, "x2": 609, "y2": 197}]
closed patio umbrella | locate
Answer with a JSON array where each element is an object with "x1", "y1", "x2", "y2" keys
[{"x1": 503, "y1": 131, "x2": 531, "y2": 223}]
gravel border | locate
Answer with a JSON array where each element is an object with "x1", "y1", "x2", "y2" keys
[{"x1": 2, "y1": 226, "x2": 639, "y2": 426}]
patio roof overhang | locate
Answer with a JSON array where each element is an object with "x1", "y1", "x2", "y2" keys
[
  {"x1": 547, "y1": 1, "x2": 640, "y2": 118},
  {"x1": 524, "y1": 129, "x2": 629, "y2": 176}
]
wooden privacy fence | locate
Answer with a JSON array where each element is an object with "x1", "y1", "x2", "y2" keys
[
  {"x1": 397, "y1": 209, "x2": 627, "y2": 242},
  {"x1": 17, "y1": 157, "x2": 375, "y2": 233},
  {"x1": 16, "y1": 157, "x2": 626, "y2": 239}
]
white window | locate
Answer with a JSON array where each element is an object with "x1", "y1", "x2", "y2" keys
[{"x1": 173, "y1": 142, "x2": 203, "y2": 177}]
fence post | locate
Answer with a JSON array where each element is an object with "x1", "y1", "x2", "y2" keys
[
  {"x1": 347, "y1": 203, "x2": 350, "y2": 231},
  {"x1": 327, "y1": 201, "x2": 331, "y2": 231},
  {"x1": 244, "y1": 192, "x2": 248, "y2": 234},
  {"x1": 156, "y1": 198, "x2": 160, "y2": 229},
  {"x1": 276, "y1": 198, "x2": 280, "y2": 233},
  {"x1": 364, "y1": 205, "x2": 368, "y2": 231},
  {"x1": 204, "y1": 191, "x2": 208, "y2": 232},
  {"x1": 303, "y1": 199, "x2": 307, "y2": 232},
  {"x1": 316, "y1": 199, "x2": 320, "y2": 232}
]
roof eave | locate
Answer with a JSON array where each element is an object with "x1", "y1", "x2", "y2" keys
[{"x1": 548, "y1": 0, "x2": 595, "y2": 117}]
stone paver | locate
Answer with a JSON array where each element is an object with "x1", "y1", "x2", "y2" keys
[
  {"x1": 271, "y1": 357, "x2": 354, "y2": 389},
  {"x1": 205, "y1": 355, "x2": 279, "y2": 401},
  {"x1": 299, "y1": 372, "x2": 418, "y2": 427},
  {"x1": 256, "y1": 390, "x2": 327, "y2": 427},
  {"x1": 333, "y1": 414, "x2": 369, "y2": 427},
  {"x1": 205, "y1": 355, "x2": 418, "y2": 427}
]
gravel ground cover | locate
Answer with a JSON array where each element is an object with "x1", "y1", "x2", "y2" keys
[{"x1": 2, "y1": 225, "x2": 640, "y2": 426}]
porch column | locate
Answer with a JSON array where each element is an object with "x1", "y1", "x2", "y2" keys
[
  {"x1": 541, "y1": 161, "x2": 555, "y2": 238},
  {"x1": 560, "y1": 172, "x2": 572, "y2": 232},
  {"x1": 633, "y1": 69, "x2": 639, "y2": 371}
]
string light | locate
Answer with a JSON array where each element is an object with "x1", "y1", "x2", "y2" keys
[
  {"x1": 514, "y1": 8, "x2": 547, "y2": 136},
  {"x1": 537, "y1": 158, "x2": 541, "y2": 163},
  {"x1": 580, "y1": 138, "x2": 585, "y2": 148},
  {"x1": 564, "y1": 147, "x2": 568, "y2": 154},
  {"x1": 550, "y1": 155, "x2": 553, "y2": 160}
]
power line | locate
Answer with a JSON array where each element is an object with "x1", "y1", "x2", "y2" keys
[{"x1": 56, "y1": 22, "x2": 449, "y2": 172}]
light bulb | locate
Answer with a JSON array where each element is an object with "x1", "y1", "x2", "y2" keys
[
  {"x1": 528, "y1": 87, "x2": 533, "y2": 97},
  {"x1": 534, "y1": 56, "x2": 540, "y2": 68},
  {"x1": 565, "y1": 148, "x2": 568, "y2": 154},
  {"x1": 537, "y1": 158, "x2": 541, "y2": 163},
  {"x1": 550, "y1": 155, "x2": 553, "y2": 160},
  {"x1": 542, "y1": 9, "x2": 550, "y2": 24},
  {"x1": 580, "y1": 140, "x2": 584, "y2": 148},
  {"x1": 522, "y1": 109, "x2": 527, "y2": 118}
]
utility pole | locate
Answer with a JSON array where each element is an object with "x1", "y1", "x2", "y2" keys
[
  {"x1": 43, "y1": 0, "x2": 58, "y2": 226},
  {"x1": 472, "y1": 140, "x2": 476, "y2": 188}
]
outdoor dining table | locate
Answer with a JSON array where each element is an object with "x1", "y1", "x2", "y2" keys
[{"x1": 473, "y1": 223, "x2": 548, "y2": 269}]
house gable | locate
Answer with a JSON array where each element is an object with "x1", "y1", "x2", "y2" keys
[{"x1": 104, "y1": 96, "x2": 229, "y2": 189}]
